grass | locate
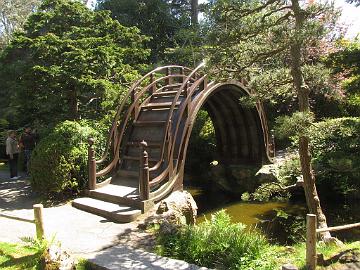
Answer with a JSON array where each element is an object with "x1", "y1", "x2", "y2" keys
[
  {"x1": 0, "y1": 242, "x2": 41, "y2": 270},
  {"x1": 0, "y1": 161, "x2": 7, "y2": 171},
  {"x1": 279, "y1": 240, "x2": 360, "y2": 269},
  {"x1": 0, "y1": 241, "x2": 92, "y2": 270}
]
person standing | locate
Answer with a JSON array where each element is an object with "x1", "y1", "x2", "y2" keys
[
  {"x1": 19, "y1": 126, "x2": 36, "y2": 175},
  {"x1": 6, "y1": 130, "x2": 20, "y2": 179}
]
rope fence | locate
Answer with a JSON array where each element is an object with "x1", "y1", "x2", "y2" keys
[
  {"x1": 306, "y1": 214, "x2": 360, "y2": 270},
  {"x1": 0, "y1": 204, "x2": 45, "y2": 239}
]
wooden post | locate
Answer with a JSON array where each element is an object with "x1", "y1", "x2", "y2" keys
[
  {"x1": 33, "y1": 204, "x2": 44, "y2": 239},
  {"x1": 306, "y1": 214, "x2": 317, "y2": 270},
  {"x1": 150, "y1": 73, "x2": 156, "y2": 95},
  {"x1": 139, "y1": 140, "x2": 150, "y2": 200},
  {"x1": 88, "y1": 138, "x2": 96, "y2": 190},
  {"x1": 131, "y1": 90, "x2": 139, "y2": 119},
  {"x1": 165, "y1": 67, "x2": 171, "y2": 85}
]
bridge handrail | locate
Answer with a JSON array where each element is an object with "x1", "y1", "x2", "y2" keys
[
  {"x1": 146, "y1": 76, "x2": 208, "y2": 188},
  {"x1": 148, "y1": 63, "x2": 205, "y2": 176},
  {"x1": 95, "y1": 65, "x2": 193, "y2": 166},
  {"x1": 170, "y1": 75, "x2": 208, "y2": 173},
  {"x1": 96, "y1": 73, "x2": 189, "y2": 178}
]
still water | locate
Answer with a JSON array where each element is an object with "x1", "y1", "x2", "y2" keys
[{"x1": 185, "y1": 184, "x2": 360, "y2": 243}]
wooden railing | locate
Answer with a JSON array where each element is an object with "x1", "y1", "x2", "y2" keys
[
  {"x1": 306, "y1": 214, "x2": 360, "y2": 270},
  {"x1": 88, "y1": 65, "x2": 195, "y2": 189},
  {"x1": 0, "y1": 204, "x2": 45, "y2": 239}
]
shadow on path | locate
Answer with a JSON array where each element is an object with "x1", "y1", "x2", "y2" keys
[{"x1": 0, "y1": 171, "x2": 39, "y2": 211}]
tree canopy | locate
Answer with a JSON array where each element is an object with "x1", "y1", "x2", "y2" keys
[
  {"x1": 205, "y1": 0, "x2": 342, "y2": 240},
  {"x1": 96, "y1": 0, "x2": 202, "y2": 64},
  {"x1": 0, "y1": 0, "x2": 149, "y2": 128},
  {"x1": 0, "y1": 0, "x2": 40, "y2": 48}
]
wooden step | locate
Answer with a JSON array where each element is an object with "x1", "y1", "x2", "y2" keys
[
  {"x1": 127, "y1": 141, "x2": 162, "y2": 147},
  {"x1": 116, "y1": 169, "x2": 138, "y2": 178},
  {"x1": 133, "y1": 120, "x2": 166, "y2": 127},
  {"x1": 142, "y1": 101, "x2": 181, "y2": 109},
  {"x1": 123, "y1": 155, "x2": 159, "y2": 162},
  {"x1": 152, "y1": 90, "x2": 184, "y2": 97},
  {"x1": 72, "y1": 197, "x2": 142, "y2": 223},
  {"x1": 87, "y1": 184, "x2": 141, "y2": 208}
]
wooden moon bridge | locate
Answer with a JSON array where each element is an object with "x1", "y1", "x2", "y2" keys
[{"x1": 73, "y1": 63, "x2": 274, "y2": 222}]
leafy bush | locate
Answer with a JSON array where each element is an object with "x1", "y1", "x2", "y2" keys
[
  {"x1": 156, "y1": 210, "x2": 277, "y2": 270},
  {"x1": 309, "y1": 117, "x2": 360, "y2": 198},
  {"x1": 30, "y1": 120, "x2": 105, "y2": 197}
]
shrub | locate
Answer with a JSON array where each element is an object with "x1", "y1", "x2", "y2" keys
[
  {"x1": 309, "y1": 117, "x2": 360, "y2": 198},
  {"x1": 156, "y1": 210, "x2": 276, "y2": 270},
  {"x1": 30, "y1": 120, "x2": 105, "y2": 197}
]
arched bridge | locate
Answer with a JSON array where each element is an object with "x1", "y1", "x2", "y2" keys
[{"x1": 73, "y1": 63, "x2": 274, "y2": 222}]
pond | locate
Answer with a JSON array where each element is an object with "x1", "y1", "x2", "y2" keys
[{"x1": 185, "y1": 182, "x2": 360, "y2": 244}]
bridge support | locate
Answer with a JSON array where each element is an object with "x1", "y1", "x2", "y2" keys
[
  {"x1": 88, "y1": 138, "x2": 96, "y2": 190},
  {"x1": 139, "y1": 141, "x2": 150, "y2": 200}
]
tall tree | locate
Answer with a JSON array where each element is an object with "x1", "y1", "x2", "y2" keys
[
  {"x1": 206, "y1": 0, "x2": 341, "y2": 240},
  {"x1": 0, "y1": 0, "x2": 149, "y2": 126},
  {"x1": 96, "y1": 0, "x2": 201, "y2": 64},
  {"x1": 0, "y1": 0, "x2": 40, "y2": 48}
]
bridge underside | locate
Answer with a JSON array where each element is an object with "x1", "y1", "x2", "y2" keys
[{"x1": 201, "y1": 86, "x2": 265, "y2": 165}]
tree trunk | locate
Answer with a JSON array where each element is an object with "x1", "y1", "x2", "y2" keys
[
  {"x1": 191, "y1": 0, "x2": 198, "y2": 26},
  {"x1": 290, "y1": 0, "x2": 331, "y2": 240},
  {"x1": 68, "y1": 87, "x2": 79, "y2": 120}
]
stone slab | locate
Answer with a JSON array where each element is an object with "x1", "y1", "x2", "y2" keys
[{"x1": 87, "y1": 245, "x2": 210, "y2": 270}]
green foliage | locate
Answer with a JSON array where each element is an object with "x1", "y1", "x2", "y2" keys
[
  {"x1": 275, "y1": 112, "x2": 315, "y2": 140},
  {"x1": 29, "y1": 120, "x2": 104, "y2": 197},
  {"x1": 97, "y1": 0, "x2": 204, "y2": 66},
  {"x1": 0, "y1": 0, "x2": 149, "y2": 127},
  {"x1": 309, "y1": 117, "x2": 360, "y2": 197},
  {"x1": 326, "y1": 39, "x2": 360, "y2": 116},
  {"x1": 185, "y1": 109, "x2": 216, "y2": 176},
  {"x1": 156, "y1": 210, "x2": 277, "y2": 270},
  {"x1": 276, "y1": 154, "x2": 302, "y2": 186},
  {"x1": 0, "y1": 241, "x2": 42, "y2": 270}
]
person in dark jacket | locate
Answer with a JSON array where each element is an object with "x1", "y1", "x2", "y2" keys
[
  {"x1": 6, "y1": 130, "x2": 20, "y2": 179},
  {"x1": 19, "y1": 126, "x2": 36, "y2": 175}
]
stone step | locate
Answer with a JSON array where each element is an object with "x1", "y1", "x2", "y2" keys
[
  {"x1": 72, "y1": 197, "x2": 141, "y2": 223},
  {"x1": 87, "y1": 184, "x2": 141, "y2": 209}
]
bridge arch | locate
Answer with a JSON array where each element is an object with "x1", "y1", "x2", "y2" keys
[
  {"x1": 76, "y1": 64, "x2": 274, "y2": 222},
  {"x1": 182, "y1": 81, "x2": 270, "y2": 169}
]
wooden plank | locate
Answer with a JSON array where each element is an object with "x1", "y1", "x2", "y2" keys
[
  {"x1": 316, "y1": 222, "x2": 360, "y2": 233},
  {"x1": 0, "y1": 213, "x2": 34, "y2": 224}
]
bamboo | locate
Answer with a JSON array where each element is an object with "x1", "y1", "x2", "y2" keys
[
  {"x1": 33, "y1": 204, "x2": 45, "y2": 239},
  {"x1": 316, "y1": 222, "x2": 360, "y2": 233},
  {"x1": 306, "y1": 214, "x2": 317, "y2": 270}
]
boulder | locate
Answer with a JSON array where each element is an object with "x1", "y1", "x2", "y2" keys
[{"x1": 156, "y1": 190, "x2": 198, "y2": 225}]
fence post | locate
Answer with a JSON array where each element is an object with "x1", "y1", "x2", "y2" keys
[
  {"x1": 306, "y1": 214, "x2": 317, "y2": 270},
  {"x1": 88, "y1": 138, "x2": 96, "y2": 190},
  {"x1": 139, "y1": 140, "x2": 150, "y2": 200},
  {"x1": 33, "y1": 204, "x2": 44, "y2": 239}
]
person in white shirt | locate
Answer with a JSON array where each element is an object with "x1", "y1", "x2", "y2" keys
[{"x1": 6, "y1": 130, "x2": 20, "y2": 180}]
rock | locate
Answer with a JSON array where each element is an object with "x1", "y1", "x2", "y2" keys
[
  {"x1": 156, "y1": 190, "x2": 198, "y2": 225},
  {"x1": 339, "y1": 250, "x2": 360, "y2": 263},
  {"x1": 255, "y1": 164, "x2": 277, "y2": 183},
  {"x1": 43, "y1": 245, "x2": 75, "y2": 270},
  {"x1": 281, "y1": 263, "x2": 298, "y2": 270}
]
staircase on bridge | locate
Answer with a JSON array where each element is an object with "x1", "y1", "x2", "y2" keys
[{"x1": 72, "y1": 64, "x2": 273, "y2": 223}]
